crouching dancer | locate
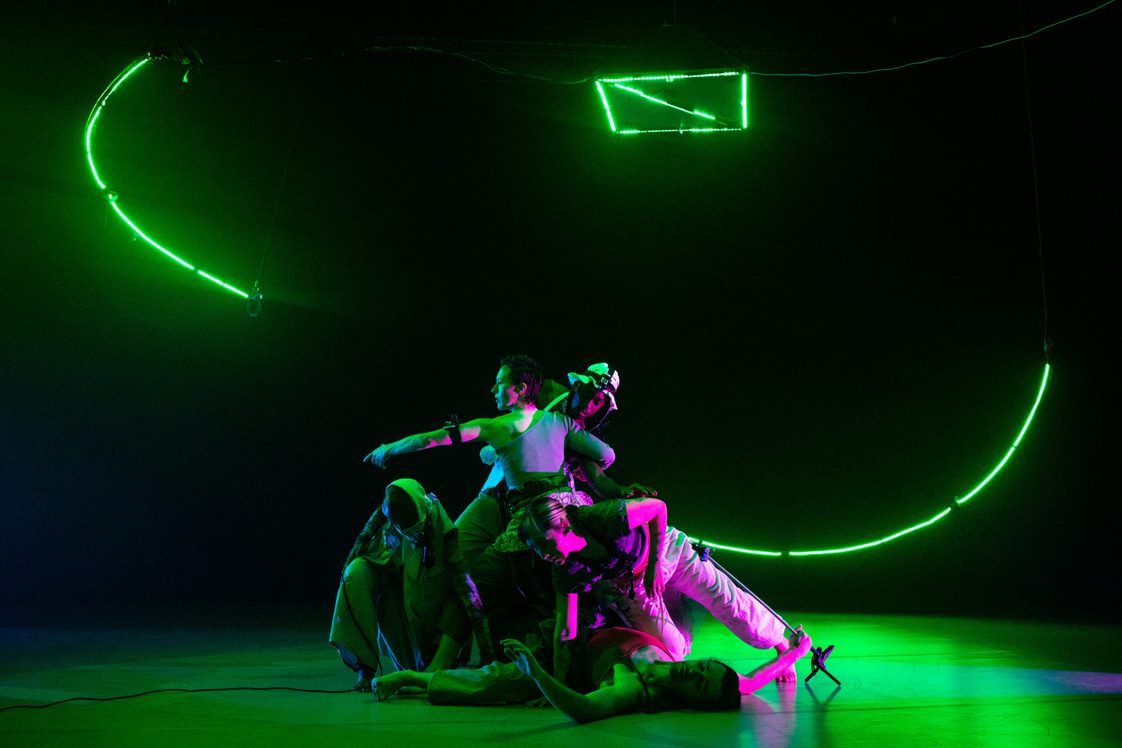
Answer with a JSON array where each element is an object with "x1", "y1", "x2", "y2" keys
[
  {"x1": 374, "y1": 627, "x2": 813, "y2": 723},
  {"x1": 330, "y1": 479, "x2": 494, "y2": 691}
]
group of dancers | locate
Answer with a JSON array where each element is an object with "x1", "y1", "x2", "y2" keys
[{"x1": 330, "y1": 355, "x2": 812, "y2": 722}]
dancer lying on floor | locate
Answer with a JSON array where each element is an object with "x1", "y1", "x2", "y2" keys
[
  {"x1": 374, "y1": 626, "x2": 813, "y2": 723},
  {"x1": 517, "y1": 496, "x2": 803, "y2": 683}
]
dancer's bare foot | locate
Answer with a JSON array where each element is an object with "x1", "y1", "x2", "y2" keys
[{"x1": 774, "y1": 660, "x2": 798, "y2": 683}]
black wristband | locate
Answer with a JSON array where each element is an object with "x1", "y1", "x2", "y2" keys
[{"x1": 443, "y1": 414, "x2": 462, "y2": 444}]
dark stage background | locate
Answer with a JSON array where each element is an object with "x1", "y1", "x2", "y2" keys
[{"x1": 2, "y1": 2, "x2": 1117, "y2": 624}]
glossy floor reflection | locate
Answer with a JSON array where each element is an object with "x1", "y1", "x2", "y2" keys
[{"x1": 2, "y1": 611, "x2": 1120, "y2": 746}]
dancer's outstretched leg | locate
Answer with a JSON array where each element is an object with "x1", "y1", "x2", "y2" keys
[{"x1": 661, "y1": 528, "x2": 795, "y2": 680}]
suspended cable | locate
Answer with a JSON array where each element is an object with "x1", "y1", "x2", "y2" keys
[
  {"x1": 751, "y1": 0, "x2": 1115, "y2": 77},
  {"x1": 1017, "y1": 2, "x2": 1053, "y2": 357},
  {"x1": 158, "y1": 1, "x2": 1114, "y2": 83}
]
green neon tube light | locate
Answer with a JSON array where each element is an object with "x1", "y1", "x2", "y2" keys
[
  {"x1": 110, "y1": 201, "x2": 195, "y2": 271},
  {"x1": 687, "y1": 363, "x2": 1051, "y2": 557},
  {"x1": 595, "y1": 81, "x2": 617, "y2": 133},
  {"x1": 595, "y1": 69, "x2": 748, "y2": 135},
  {"x1": 600, "y1": 71, "x2": 742, "y2": 83},
  {"x1": 611, "y1": 83, "x2": 717, "y2": 121},
  {"x1": 618, "y1": 127, "x2": 745, "y2": 135},
  {"x1": 85, "y1": 107, "x2": 106, "y2": 190},
  {"x1": 85, "y1": 56, "x2": 151, "y2": 191},
  {"x1": 85, "y1": 55, "x2": 250, "y2": 300},
  {"x1": 741, "y1": 73, "x2": 748, "y2": 129}
]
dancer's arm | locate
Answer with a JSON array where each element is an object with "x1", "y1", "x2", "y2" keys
[
  {"x1": 564, "y1": 423, "x2": 616, "y2": 470},
  {"x1": 552, "y1": 592, "x2": 579, "y2": 684},
  {"x1": 738, "y1": 628, "x2": 813, "y2": 694},
  {"x1": 364, "y1": 417, "x2": 498, "y2": 467},
  {"x1": 624, "y1": 498, "x2": 668, "y2": 598},
  {"x1": 502, "y1": 639, "x2": 640, "y2": 723},
  {"x1": 576, "y1": 460, "x2": 658, "y2": 500},
  {"x1": 424, "y1": 636, "x2": 464, "y2": 672}
]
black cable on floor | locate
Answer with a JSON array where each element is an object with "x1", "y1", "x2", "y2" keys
[{"x1": 0, "y1": 686, "x2": 354, "y2": 713}]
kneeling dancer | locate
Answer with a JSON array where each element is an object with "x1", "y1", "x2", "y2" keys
[{"x1": 330, "y1": 479, "x2": 493, "y2": 690}]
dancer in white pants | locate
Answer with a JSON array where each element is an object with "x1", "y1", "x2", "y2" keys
[{"x1": 517, "y1": 496, "x2": 800, "y2": 683}]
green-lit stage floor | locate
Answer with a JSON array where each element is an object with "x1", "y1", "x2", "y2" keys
[{"x1": 2, "y1": 611, "x2": 1120, "y2": 746}]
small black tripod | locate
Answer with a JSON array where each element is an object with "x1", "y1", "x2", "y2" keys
[{"x1": 692, "y1": 541, "x2": 841, "y2": 687}]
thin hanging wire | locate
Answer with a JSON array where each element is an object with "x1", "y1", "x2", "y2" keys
[
  {"x1": 750, "y1": 0, "x2": 1115, "y2": 77},
  {"x1": 150, "y1": 1, "x2": 1115, "y2": 86},
  {"x1": 253, "y1": 76, "x2": 307, "y2": 295},
  {"x1": 1016, "y1": 1, "x2": 1052, "y2": 359}
]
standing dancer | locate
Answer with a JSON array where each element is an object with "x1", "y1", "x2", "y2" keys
[
  {"x1": 457, "y1": 361, "x2": 654, "y2": 566},
  {"x1": 363, "y1": 355, "x2": 616, "y2": 653}
]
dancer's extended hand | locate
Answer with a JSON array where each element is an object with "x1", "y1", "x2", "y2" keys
[
  {"x1": 622, "y1": 483, "x2": 658, "y2": 498},
  {"x1": 363, "y1": 445, "x2": 390, "y2": 468},
  {"x1": 790, "y1": 625, "x2": 813, "y2": 657},
  {"x1": 775, "y1": 625, "x2": 812, "y2": 683},
  {"x1": 501, "y1": 638, "x2": 542, "y2": 679}
]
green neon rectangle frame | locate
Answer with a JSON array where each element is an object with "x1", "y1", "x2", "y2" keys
[{"x1": 594, "y1": 69, "x2": 748, "y2": 135}]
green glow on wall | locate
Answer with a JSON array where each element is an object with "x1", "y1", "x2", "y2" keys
[
  {"x1": 85, "y1": 55, "x2": 250, "y2": 300},
  {"x1": 594, "y1": 69, "x2": 748, "y2": 135},
  {"x1": 687, "y1": 363, "x2": 1051, "y2": 558}
]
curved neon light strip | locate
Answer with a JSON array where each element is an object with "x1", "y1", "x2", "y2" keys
[
  {"x1": 85, "y1": 56, "x2": 249, "y2": 299},
  {"x1": 687, "y1": 363, "x2": 1051, "y2": 557}
]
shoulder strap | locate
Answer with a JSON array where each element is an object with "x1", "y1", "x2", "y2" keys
[{"x1": 544, "y1": 391, "x2": 568, "y2": 412}]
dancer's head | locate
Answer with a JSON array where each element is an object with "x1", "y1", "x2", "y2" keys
[
  {"x1": 566, "y1": 362, "x2": 620, "y2": 432},
  {"x1": 493, "y1": 354, "x2": 542, "y2": 410},
  {"x1": 517, "y1": 497, "x2": 576, "y2": 564},
  {"x1": 382, "y1": 479, "x2": 428, "y2": 542},
  {"x1": 644, "y1": 659, "x2": 741, "y2": 712}
]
